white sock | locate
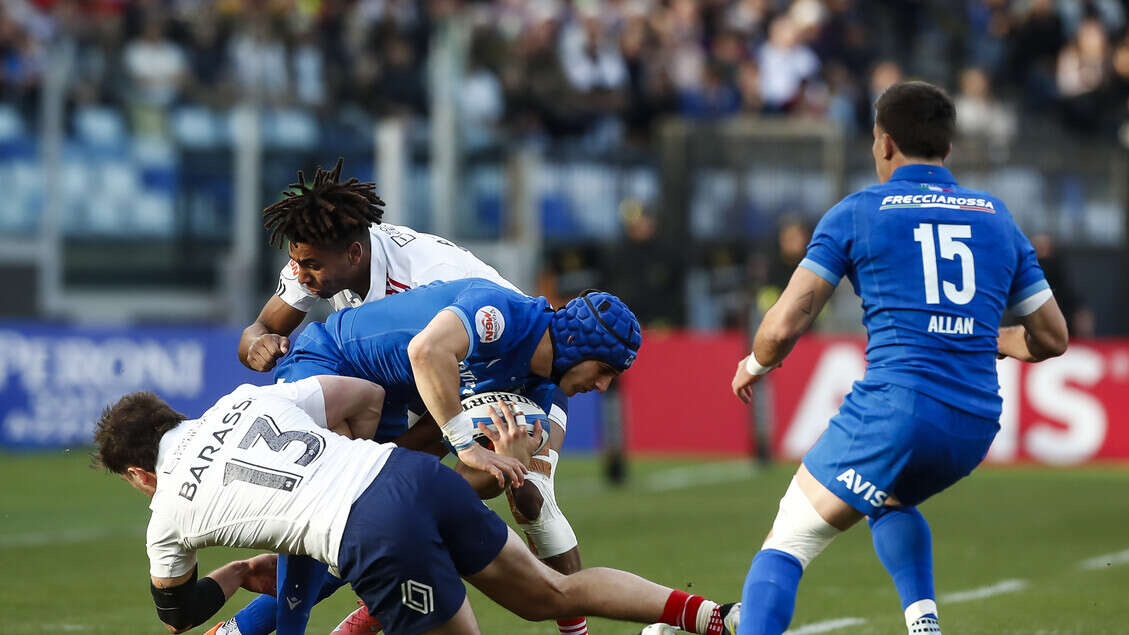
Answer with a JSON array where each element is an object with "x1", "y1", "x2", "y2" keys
[
  {"x1": 695, "y1": 600, "x2": 719, "y2": 634},
  {"x1": 904, "y1": 599, "x2": 938, "y2": 626}
]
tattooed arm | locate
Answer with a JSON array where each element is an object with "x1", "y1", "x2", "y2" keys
[{"x1": 733, "y1": 267, "x2": 836, "y2": 402}]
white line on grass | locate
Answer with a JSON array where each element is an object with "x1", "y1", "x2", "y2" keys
[
  {"x1": 784, "y1": 617, "x2": 868, "y2": 634},
  {"x1": 560, "y1": 460, "x2": 758, "y2": 498},
  {"x1": 1079, "y1": 548, "x2": 1129, "y2": 570},
  {"x1": 0, "y1": 526, "x2": 142, "y2": 548},
  {"x1": 940, "y1": 578, "x2": 1028, "y2": 603},
  {"x1": 642, "y1": 461, "x2": 759, "y2": 492},
  {"x1": 729, "y1": 547, "x2": 1122, "y2": 634}
]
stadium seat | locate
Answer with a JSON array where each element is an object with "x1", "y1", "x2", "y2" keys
[
  {"x1": 0, "y1": 104, "x2": 27, "y2": 143},
  {"x1": 74, "y1": 106, "x2": 128, "y2": 151},
  {"x1": 264, "y1": 109, "x2": 318, "y2": 149},
  {"x1": 171, "y1": 106, "x2": 224, "y2": 149}
]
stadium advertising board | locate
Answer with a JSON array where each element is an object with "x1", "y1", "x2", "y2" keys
[
  {"x1": 0, "y1": 323, "x2": 263, "y2": 449},
  {"x1": 772, "y1": 336, "x2": 1129, "y2": 465},
  {"x1": 619, "y1": 331, "x2": 755, "y2": 455}
]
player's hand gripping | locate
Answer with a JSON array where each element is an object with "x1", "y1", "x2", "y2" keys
[
  {"x1": 239, "y1": 553, "x2": 277, "y2": 596},
  {"x1": 732, "y1": 355, "x2": 769, "y2": 404},
  {"x1": 481, "y1": 400, "x2": 544, "y2": 468},
  {"x1": 456, "y1": 431, "x2": 527, "y2": 489},
  {"x1": 246, "y1": 334, "x2": 290, "y2": 372}
]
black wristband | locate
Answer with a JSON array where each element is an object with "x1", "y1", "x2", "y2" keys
[{"x1": 150, "y1": 568, "x2": 226, "y2": 630}]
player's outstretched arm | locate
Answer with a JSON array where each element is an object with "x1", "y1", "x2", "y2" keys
[
  {"x1": 238, "y1": 295, "x2": 307, "y2": 372},
  {"x1": 408, "y1": 310, "x2": 527, "y2": 488},
  {"x1": 315, "y1": 376, "x2": 386, "y2": 439},
  {"x1": 150, "y1": 556, "x2": 276, "y2": 634},
  {"x1": 998, "y1": 296, "x2": 1069, "y2": 362},
  {"x1": 733, "y1": 267, "x2": 835, "y2": 402}
]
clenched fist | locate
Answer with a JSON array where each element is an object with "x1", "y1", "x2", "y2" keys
[{"x1": 247, "y1": 334, "x2": 290, "y2": 371}]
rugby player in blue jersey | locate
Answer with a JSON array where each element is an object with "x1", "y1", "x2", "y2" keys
[
  {"x1": 223, "y1": 278, "x2": 739, "y2": 635},
  {"x1": 729, "y1": 82, "x2": 1069, "y2": 635},
  {"x1": 225, "y1": 161, "x2": 597, "y2": 635}
]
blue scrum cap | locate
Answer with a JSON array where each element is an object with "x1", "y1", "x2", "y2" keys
[{"x1": 549, "y1": 289, "x2": 641, "y2": 384}]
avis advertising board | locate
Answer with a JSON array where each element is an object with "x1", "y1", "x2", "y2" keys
[
  {"x1": 620, "y1": 332, "x2": 1129, "y2": 465},
  {"x1": 769, "y1": 336, "x2": 1129, "y2": 465}
]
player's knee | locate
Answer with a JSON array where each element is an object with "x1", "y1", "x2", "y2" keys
[
  {"x1": 515, "y1": 453, "x2": 579, "y2": 559},
  {"x1": 511, "y1": 478, "x2": 544, "y2": 521},
  {"x1": 513, "y1": 575, "x2": 569, "y2": 621},
  {"x1": 761, "y1": 477, "x2": 842, "y2": 569}
]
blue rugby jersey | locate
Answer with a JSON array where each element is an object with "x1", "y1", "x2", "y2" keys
[
  {"x1": 799, "y1": 164, "x2": 1050, "y2": 419},
  {"x1": 320, "y1": 278, "x2": 558, "y2": 414}
]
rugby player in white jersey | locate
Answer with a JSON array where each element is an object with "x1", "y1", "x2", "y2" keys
[
  {"x1": 93, "y1": 377, "x2": 740, "y2": 635},
  {"x1": 231, "y1": 159, "x2": 589, "y2": 635}
]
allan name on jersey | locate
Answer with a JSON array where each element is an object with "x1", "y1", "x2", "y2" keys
[{"x1": 927, "y1": 314, "x2": 974, "y2": 335}]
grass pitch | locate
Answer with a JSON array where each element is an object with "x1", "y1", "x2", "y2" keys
[{"x1": 2, "y1": 451, "x2": 1128, "y2": 634}]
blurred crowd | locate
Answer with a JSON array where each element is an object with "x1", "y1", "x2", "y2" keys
[{"x1": 3, "y1": 0, "x2": 1129, "y2": 144}]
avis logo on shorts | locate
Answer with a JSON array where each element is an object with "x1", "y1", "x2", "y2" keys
[
  {"x1": 475, "y1": 306, "x2": 506, "y2": 343},
  {"x1": 835, "y1": 468, "x2": 889, "y2": 507}
]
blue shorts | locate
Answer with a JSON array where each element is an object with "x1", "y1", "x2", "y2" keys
[
  {"x1": 803, "y1": 381, "x2": 999, "y2": 515},
  {"x1": 336, "y1": 449, "x2": 509, "y2": 635}
]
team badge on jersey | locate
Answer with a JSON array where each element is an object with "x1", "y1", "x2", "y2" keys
[{"x1": 475, "y1": 306, "x2": 506, "y2": 343}]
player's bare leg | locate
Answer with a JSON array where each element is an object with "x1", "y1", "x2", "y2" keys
[
  {"x1": 794, "y1": 464, "x2": 865, "y2": 529},
  {"x1": 420, "y1": 597, "x2": 481, "y2": 635},
  {"x1": 466, "y1": 528, "x2": 737, "y2": 634},
  {"x1": 507, "y1": 419, "x2": 588, "y2": 634}
]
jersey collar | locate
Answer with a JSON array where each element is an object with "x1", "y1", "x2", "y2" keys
[
  {"x1": 366, "y1": 225, "x2": 386, "y2": 302},
  {"x1": 889, "y1": 164, "x2": 957, "y2": 184}
]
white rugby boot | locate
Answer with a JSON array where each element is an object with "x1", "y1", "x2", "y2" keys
[
  {"x1": 720, "y1": 602, "x2": 740, "y2": 634},
  {"x1": 204, "y1": 620, "x2": 241, "y2": 635}
]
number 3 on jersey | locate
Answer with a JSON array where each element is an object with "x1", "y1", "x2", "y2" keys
[
  {"x1": 913, "y1": 223, "x2": 975, "y2": 305},
  {"x1": 223, "y1": 415, "x2": 324, "y2": 492}
]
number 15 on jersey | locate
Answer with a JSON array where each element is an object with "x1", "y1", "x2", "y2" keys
[{"x1": 913, "y1": 223, "x2": 975, "y2": 305}]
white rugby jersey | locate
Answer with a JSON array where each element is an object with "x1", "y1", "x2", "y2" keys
[
  {"x1": 145, "y1": 380, "x2": 393, "y2": 579},
  {"x1": 276, "y1": 223, "x2": 521, "y2": 312}
]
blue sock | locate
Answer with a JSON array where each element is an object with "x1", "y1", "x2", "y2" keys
[
  {"x1": 231, "y1": 594, "x2": 277, "y2": 635},
  {"x1": 230, "y1": 566, "x2": 346, "y2": 635},
  {"x1": 315, "y1": 572, "x2": 348, "y2": 603},
  {"x1": 275, "y1": 554, "x2": 330, "y2": 635},
  {"x1": 868, "y1": 506, "x2": 937, "y2": 619},
  {"x1": 739, "y1": 549, "x2": 804, "y2": 635}
]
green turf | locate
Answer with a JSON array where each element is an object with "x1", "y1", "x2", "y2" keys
[{"x1": 2, "y1": 451, "x2": 1128, "y2": 634}]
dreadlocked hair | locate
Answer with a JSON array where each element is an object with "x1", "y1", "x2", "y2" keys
[{"x1": 263, "y1": 157, "x2": 386, "y2": 248}]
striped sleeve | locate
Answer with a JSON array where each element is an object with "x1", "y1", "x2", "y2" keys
[
  {"x1": 799, "y1": 197, "x2": 854, "y2": 286},
  {"x1": 1007, "y1": 224, "x2": 1052, "y2": 316},
  {"x1": 1009, "y1": 280, "x2": 1052, "y2": 316}
]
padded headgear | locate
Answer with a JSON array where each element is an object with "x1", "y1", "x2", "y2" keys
[{"x1": 549, "y1": 290, "x2": 641, "y2": 384}]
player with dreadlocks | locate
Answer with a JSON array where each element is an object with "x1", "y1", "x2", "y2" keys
[
  {"x1": 224, "y1": 159, "x2": 595, "y2": 635},
  {"x1": 239, "y1": 157, "x2": 519, "y2": 374}
]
